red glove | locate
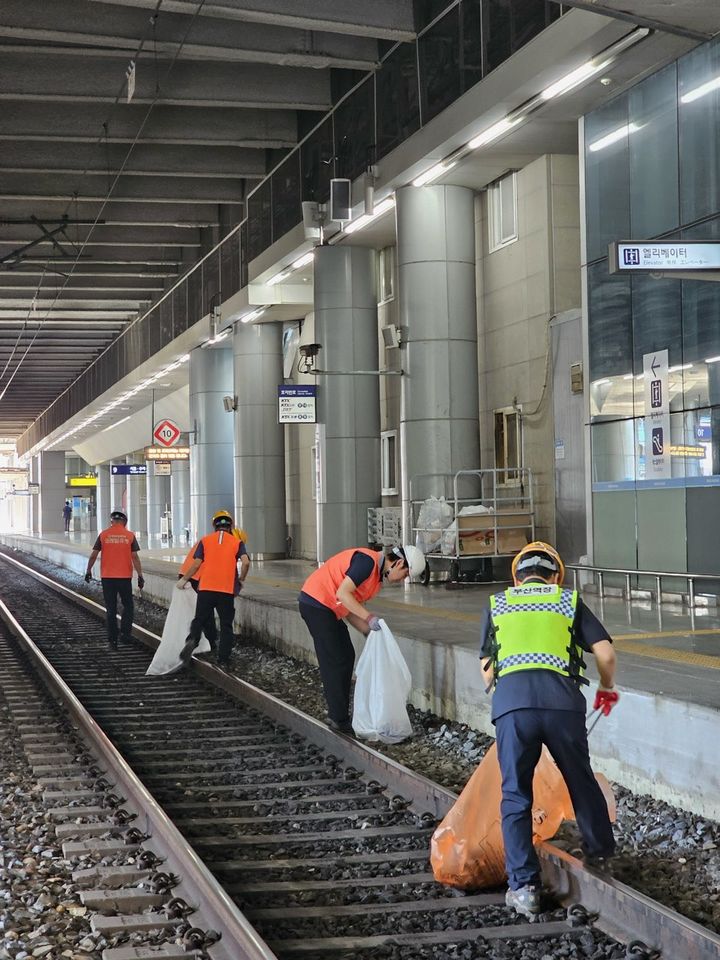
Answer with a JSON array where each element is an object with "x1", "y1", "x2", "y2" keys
[{"x1": 593, "y1": 687, "x2": 619, "y2": 716}]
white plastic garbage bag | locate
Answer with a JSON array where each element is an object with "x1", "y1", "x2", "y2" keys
[
  {"x1": 352, "y1": 620, "x2": 413, "y2": 743},
  {"x1": 416, "y1": 496, "x2": 454, "y2": 554},
  {"x1": 146, "y1": 586, "x2": 210, "y2": 676}
]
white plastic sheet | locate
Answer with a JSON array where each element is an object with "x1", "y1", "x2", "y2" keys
[
  {"x1": 416, "y1": 496, "x2": 454, "y2": 554},
  {"x1": 352, "y1": 620, "x2": 413, "y2": 743},
  {"x1": 145, "y1": 586, "x2": 210, "y2": 676}
]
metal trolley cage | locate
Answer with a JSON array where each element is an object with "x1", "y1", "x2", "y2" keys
[{"x1": 409, "y1": 468, "x2": 536, "y2": 583}]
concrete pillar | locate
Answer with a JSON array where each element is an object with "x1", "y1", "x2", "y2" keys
[
  {"x1": 189, "y1": 346, "x2": 235, "y2": 538},
  {"x1": 125, "y1": 454, "x2": 147, "y2": 537},
  {"x1": 109, "y1": 467, "x2": 125, "y2": 524},
  {"x1": 30, "y1": 455, "x2": 40, "y2": 535},
  {"x1": 314, "y1": 245, "x2": 380, "y2": 559},
  {"x1": 233, "y1": 322, "x2": 286, "y2": 557},
  {"x1": 146, "y1": 465, "x2": 171, "y2": 541},
  {"x1": 396, "y1": 185, "x2": 480, "y2": 538},
  {"x1": 96, "y1": 465, "x2": 110, "y2": 533},
  {"x1": 171, "y1": 457, "x2": 190, "y2": 544},
  {"x1": 37, "y1": 450, "x2": 66, "y2": 536}
]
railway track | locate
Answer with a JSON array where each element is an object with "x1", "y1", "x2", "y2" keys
[{"x1": 0, "y1": 549, "x2": 718, "y2": 960}]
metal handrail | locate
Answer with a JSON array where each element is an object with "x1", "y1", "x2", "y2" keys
[{"x1": 566, "y1": 563, "x2": 720, "y2": 607}]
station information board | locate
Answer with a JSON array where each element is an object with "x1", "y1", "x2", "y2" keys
[
  {"x1": 610, "y1": 241, "x2": 720, "y2": 273},
  {"x1": 278, "y1": 384, "x2": 317, "y2": 423},
  {"x1": 111, "y1": 463, "x2": 147, "y2": 476}
]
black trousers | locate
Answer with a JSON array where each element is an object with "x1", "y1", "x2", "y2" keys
[
  {"x1": 299, "y1": 601, "x2": 355, "y2": 724},
  {"x1": 189, "y1": 590, "x2": 234, "y2": 661},
  {"x1": 101, "y1": 578, "x2": 134, "y2": 643},
  {"x1": 495, "y1": 708, "x2": 615, "y2": 890},
  {"x1": 184, "y1": 578, "x2": 217, "y2": 647}
]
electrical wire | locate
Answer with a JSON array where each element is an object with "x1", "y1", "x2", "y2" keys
[{"x1": 0, "y1": 0, "x2": 208, "y2": 408}]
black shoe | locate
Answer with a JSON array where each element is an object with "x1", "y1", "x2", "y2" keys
[
  {"x1": 327, "y1": 718, "x2": 355, "y2": 736},
  {"x1": 119, "y1": 634, "x2": 132, "y2": 645},
  {"x1": 585, "y1": 854, "x2": 614, "y2": 874},
  {"x1": 216, "y1": 658, "x2": 230, "y2": 669},
  {"x1": 179, "y1": 635, "x2": 199, "y2": 665},
  {"x1": 108, "y1": 638, "x2": 118, "y2": 650}
]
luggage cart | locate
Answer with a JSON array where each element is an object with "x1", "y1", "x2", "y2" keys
[{"x1": 410, "y1": 468, "x2": 535, "y2": 585}]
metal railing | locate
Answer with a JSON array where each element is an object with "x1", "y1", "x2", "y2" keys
[{"x1": 566, "y1": 563, "x2": 720, "y2": 607}]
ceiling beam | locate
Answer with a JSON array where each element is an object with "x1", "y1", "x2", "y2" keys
[
  {"x1": 0, "y1": 53, "x2": 332, "y2": 111},
  {"x1": 86, "y1": 0, "x2": 416, "y2": 41},
  {"x1": 0, "y1": 173, "x2": 245, "y2": 204}
]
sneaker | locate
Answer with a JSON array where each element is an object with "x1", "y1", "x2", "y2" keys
[
  {"x1": 327, "y1": 718, "x2": 355, "y2": 736},
  {"x1": 178, "y1": 635, "x2": 198, "y2": 665},
  {"x1": 505, "y1": 884, "x2": 541, "y2": 919}
]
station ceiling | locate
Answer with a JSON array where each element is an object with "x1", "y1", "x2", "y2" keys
[
  {"x1": 554, "y1": 1, "x2": 720, "y2": 41},
  {"x1": 0, "y1": 0, "x2": 413, "y2": 437}
]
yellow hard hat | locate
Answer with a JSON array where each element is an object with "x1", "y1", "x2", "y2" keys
[
  {"x1": 511, "y1": 541, "x2": 565, "y2": 584},
  {"x1": 232, "y1": 527, "x2": 248, "y2": 545},
  {"x1": 212, "y1": 509, "x2": 233, "y2": 529}
]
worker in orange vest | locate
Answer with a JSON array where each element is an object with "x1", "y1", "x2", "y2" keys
[
  {"x1": 176, "y1": 509, "x2": 249, "y2": 668},
  {"x1": 177, "y1": 542, "x2": 218, "y2": 651},
  {"x1": 299, "y1": 544, "x2": 426, "y2": 734},
  {"x1": 84, "y1": 509, "x2": 144, "y2": 649}
]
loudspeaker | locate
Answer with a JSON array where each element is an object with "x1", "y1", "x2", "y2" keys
[
  {"x1": 330, "y1": 179, "x2": 352, "y2": 222},
  {"x1": 301, "y1": 201, "x2": 322, "y2": 240}
]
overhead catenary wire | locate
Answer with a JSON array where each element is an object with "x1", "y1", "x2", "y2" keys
[{"x1": 0, "y1": 1, "x2": 208, "y2": 407}]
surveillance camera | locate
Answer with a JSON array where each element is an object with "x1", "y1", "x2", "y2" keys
[
  {"x1": 222, "y1": 395, "x2": 236, "y2": 412},
  {"x1": 298, "y1": 343, "x2": 321, "y2": 359}
]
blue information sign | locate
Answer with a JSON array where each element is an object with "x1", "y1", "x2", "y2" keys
[
  {"x1": 111, "y1": 464, "x2": 147, "y2": 476},
  {"x1": 278, "y1": 384, "x2": 317, "y2": 423}
]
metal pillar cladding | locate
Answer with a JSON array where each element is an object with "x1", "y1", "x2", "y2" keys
[
  {"x1": 170, "y1": 457, "x2": 190, "y2": 543},
  {"x1": 110, "y1": 467, "x2": 125, "y2": 522},
  {"x1": 314, "y1": 245, "x2": 380, "y2": 560},
  {"x1": 189, "y1": 346, "x2": 235, "y2": 539},
  {"x1": 96, "y1": 465, "x2": 110, "y2": 534},
  {"x1": 233, "y1": 322, "x2": 286, "y2": 558},
  {"x1": 146, "y1": 465, "x2": 170, "y2": 541},
  {"x1": 125, "y1": 455, "x2": 147, "y2": 537},
  {"x1": 30, "y1": 455, "x2": 40, "y2": 535},
  {"x1": 37, "y1": 450, "x2": 67, "y2": 536},
  {"x1": 396, "y1": 185, "x2": 480, "y2": 538}
]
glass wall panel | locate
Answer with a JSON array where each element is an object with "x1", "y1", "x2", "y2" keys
[
  {"x1": 460, "y1": 0, "x2": 483, "y2": 93},
  {"x1": 376, "y1": 42, "x2": 420, "y2": 160},
  {"x1": 585, "y1": 94, "x2": 630, "y2": 263},
  {"x1": 630, "y1": 274, "x2": 683, "y2": 415},
  {"x1": 629, "y1": 63, "x2": 679, "y2": 239},
  {"x1": 334, "y1": 78, "x2": 374, "y2": 182},
  {"x1": 159, "y1": 297, "x2": 172, "y2": 348},
  {"x1": 419, "y1": 6, "x2": 461, "y2": 123},
  {"x1": 483, "y1": 0, "x2": 552, "y2": 74},
  {"x1": 203, "y1": 252, "x2": 219, "y2": 316},
  {"x1": 172, "y1": 285, "x2": 187, "y2": 337},
  {"x1": 301, "y1": 117, "x2": 334, "y2": 203},
  {"x1": 271, "y1": 153, "x2": 301, "y2": 239},
  {"x1": 591, "y1": 420, "x2": 637, "y2": 483},
  {"x1": 416, "y1": 0, "x2": 455, "y2": 30},
  {"x1": 246, "y1": 180, "x2": 272, "y2": 262},
  {"x1": 588, "y1": 260, "x2": 631, "y2": 412},
  {"x1": 678, "y1": 40, "x2": 720, "y2": 224},
  {"x1": 186, "y1": 267, "x2": 201, "y2": 327}
]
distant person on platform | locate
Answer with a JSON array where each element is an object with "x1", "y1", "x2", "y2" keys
[
  {"x1": 176, "y1": 510, "x2": 249, "y2": 669},
  {"x1": 63, "y1": 499, "x2": 73, "y2": 533},
  {"x1": 84, "y1": 509, "x2": 145, "y2": 649}
]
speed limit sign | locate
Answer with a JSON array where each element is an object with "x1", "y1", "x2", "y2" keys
[{"x1": 153, "y1": 419, "x2": 181, "y2": 447}]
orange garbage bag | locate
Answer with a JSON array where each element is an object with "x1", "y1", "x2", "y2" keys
[{"x1": 430, "y1": 744, "x2": 615, "y2": 889}]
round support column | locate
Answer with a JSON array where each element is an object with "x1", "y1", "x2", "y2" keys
[
  {"x1": 396, "y1": 185, "x2": 480, "y2": 538},
  {"x1": 314, "y1": 245, "x2": 380, "y2": 560},
  {"x1": 110, "y1": 467, "x2": 125, "y2": 523},
  {"x1": 125, "y1": 455, "x2": 147, "y2": 537},
  {"x1": 233, "y1": 322, "x2": 286, "y2": 557},
  {"x1": 96, "y1": 465, "x2": 110, "y2": 533},
  {"x1": 146, "y1": 466, "x2": 171, "y2": 542},
  {"x1": 189, "y1": 346, "x2": 235, "y2": 537},
  {"x1": 171, "y1": 457, "x2": 190, "y2": 544}
]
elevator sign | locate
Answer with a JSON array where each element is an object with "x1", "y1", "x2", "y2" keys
[
  {"x1": 643, "y1": 349, "x2": 671, "y2": 481},
  {"x1": 278, "y1": 385, "x2": 317, "y2": 423},
  {"x1": 153, "y1": 419, "x2": 181, "y2": 447},
  {"x1": 610, "y1": 241, "x2": 720, "y2": 273}
]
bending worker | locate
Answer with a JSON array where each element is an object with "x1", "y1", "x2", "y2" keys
[
  {"x1": 299, "y1": 544, "x2": 425, "y2": 735},
  {"x1": 85, "y1": 509, "x2": 144, "y2": 649},
  {"x1": 177, "y1": 509, "x2": 249, "y2": 669},
  {"x1": 480, "y1": 541, "x2": 618, "y2": 919}
]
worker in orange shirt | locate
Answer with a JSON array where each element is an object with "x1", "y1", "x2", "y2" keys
[
  {"x1": 176, "y1": 509, "x2": 249, "y2": 668},
  {"x1": 84, "y1": 509, "x2": 144, "y2": 649},
  {"x1": 299, "y1": 544, "x2": 426, "y2": 734}
]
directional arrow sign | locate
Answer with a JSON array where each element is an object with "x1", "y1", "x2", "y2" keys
[{"x1": 651, "y1": 355, "x2": 660, "y2": 378}]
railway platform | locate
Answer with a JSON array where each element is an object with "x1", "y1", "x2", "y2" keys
[{"x1": 2, "y1": 531, "x2": 719, "y2": 821}]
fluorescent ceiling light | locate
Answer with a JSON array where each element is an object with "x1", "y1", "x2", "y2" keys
[
  {"x1": 102, "y1": 415, "x2": 130, "y2": 432},
  {"x1": 468, "y1": 117, "x2": 521, "y2": 151},
  {"x1": 541, "y1": 58, "x2": 612, "y2": 100},
  {"x1": 623, "y1": 374, "x2": 634, "y2": 380},
  {"x1": 681, "y1": 75, "x2": 720, "y2": 104},
  {"x1": 669, "y1": 363, "x2": 692, "y2": 372},
  {"x1": 292, "y1": 251, "x2": 315, "y2": 270},
  {"x1": 344, "y1": 196, "x2": 395, "y2": 235},
  {"x1": 267, "y1": 269, "x2": 291, "y2": 286},
  {"x1": 588, "y1": 122, "x2": 641, "y2": 152},
  {"x1": 705, "y1": 355, "x2": 720, "y2": 364},
  {"x1": 412, "y1": 160, "x2": 457, "y2": 187},
  {"x1": 240, "y1": 307, "x2": 267, "y2": 324}
]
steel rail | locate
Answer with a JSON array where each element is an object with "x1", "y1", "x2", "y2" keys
[{"x1": 2, "y1": 548, "x2": 720, "y2": 960}]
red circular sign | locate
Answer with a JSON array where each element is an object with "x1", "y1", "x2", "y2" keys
[{"x1": 153, "y1": 419, "x2": 181, "y2": 447}]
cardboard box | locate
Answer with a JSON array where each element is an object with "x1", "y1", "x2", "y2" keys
[{"x1": 457, "y1": 509, "x2": 531, "y2": 556}]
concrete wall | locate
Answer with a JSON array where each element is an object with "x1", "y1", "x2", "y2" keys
[{"x1": 477, "y1": 154, "x2": 581, "y2": 541}]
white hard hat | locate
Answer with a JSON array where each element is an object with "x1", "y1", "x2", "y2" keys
[{"x1": 393, "y1": 544, "x2": 426, "y2": 578}]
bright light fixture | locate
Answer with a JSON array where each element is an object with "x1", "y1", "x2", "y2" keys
[
  {"x1": 344, "y1": 196, "x2": 395, "y2": 235},
  {"x1": 468, "y1": 117, "x2": 521, "y2": 151},
  {"x1": 669, "y1": 363, "x2": 692, "y2": 372},
  {"x1": 102, "y1": 415, "x2": 130, "y2": 432},
  {"x1": 681, "y1": 75, "x2": 720, "y2": 105},
  {"x1": 623, "y1": 374, "x2": 634, "y2": 380},
  {"x1": 412, "y1": 160, "x2": 457, "y2": 187},
  {"x1": 292, "y1": 251, "x2": 315, "y2": 270},
  {"x1": 705, "y1": 355, "x2": 720, "y2": 364},
  {"x1": 267, "y1": 269, "x2": 291, "y2": 286},
  {"x1": 541, "y1": 58, "x2": 612, "y2": 101},
  {"x1": 588, "y1": 122, "x2": 641, "y2": 152},
  {"x1": 240, "y1": 307, "x2": 267, "y2": 324}
]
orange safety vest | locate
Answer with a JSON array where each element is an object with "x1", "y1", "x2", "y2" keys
[
  {"x1": 301, "y1": 548, "x2": 382, "y2": 619},
  {"x1": 197, "y1": 530, "x2": 241, "y2": 594},
  {"x1": 179, "y1": 543, "x2": 201, "y2": 581},
  {"x1": 98, "y1": 526, "x2": 136, "y2": 579}
]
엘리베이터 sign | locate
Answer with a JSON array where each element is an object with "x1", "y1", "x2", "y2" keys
[{"x1": 610, "y1": 241, "x2": 720, "y2": 273}]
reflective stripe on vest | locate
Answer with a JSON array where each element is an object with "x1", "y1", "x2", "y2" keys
[
  {"x1": 98, "y1": 526, "x2": 136, "y2": 579},
  {"x1": 489, "y1": 584, "x2": 581, "y2": 680},
  {"x1": 197, "y1": 530, "x2": 239, "y2": 594},
  {"x1": 301, "y1": 548, "x2": 382, "y2": 619}
]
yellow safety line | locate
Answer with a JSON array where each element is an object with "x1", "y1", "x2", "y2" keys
[{"x1": 612, "y1": 638, "x2": 720, "y2": 670}]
